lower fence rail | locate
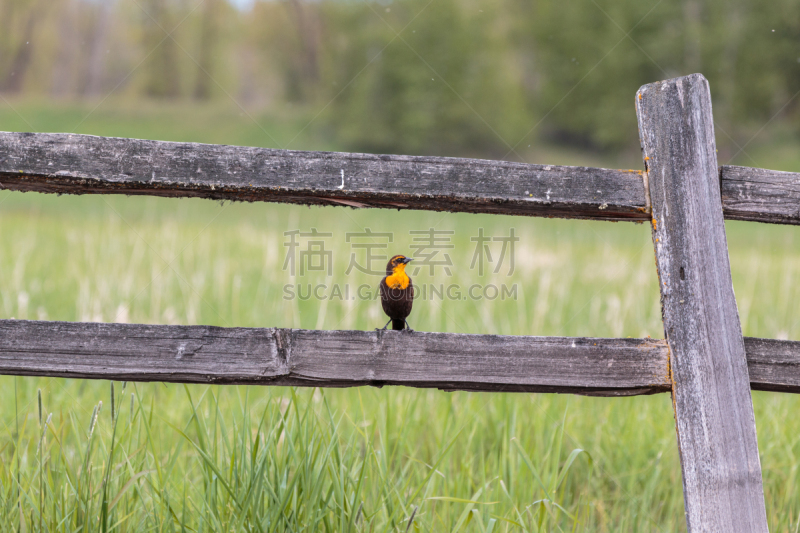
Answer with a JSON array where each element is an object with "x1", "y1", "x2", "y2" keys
[{"x1": 1, "y1": 319, "x2": 798, "y2": 395}]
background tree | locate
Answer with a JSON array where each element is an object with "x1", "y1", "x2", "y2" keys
[
  {"x1": 141, "y1": 0, "x2": 181, "y2": 98},
  {"x1": 193, "y1": 0, "x2": 222, "y2": 100}
]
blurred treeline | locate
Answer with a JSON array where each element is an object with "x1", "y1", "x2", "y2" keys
[{"x1": 1, "y1": 0, "x2": 798, "y2": 157}]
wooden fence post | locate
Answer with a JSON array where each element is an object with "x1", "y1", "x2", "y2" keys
[{"x1": 636, "y1": 74, "x2": 769, "y2": 531}]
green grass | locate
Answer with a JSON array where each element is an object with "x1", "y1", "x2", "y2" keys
[{"x1": 1, "y1": 99, "x2": 800, "y2": 531}]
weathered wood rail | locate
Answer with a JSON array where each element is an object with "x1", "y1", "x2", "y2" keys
[
  {"x1": 720, "y1": 165, "x2": 800, "y2": 225},
  {"x1": 0, "y1": 132, "x2": 648, "y2": 221},
  {"x1": 2, "y1": 319, "x2": 799, "y2": 396},
  {"x1": 0, "y1": 319, "x2": 670, "y2": 395},
  {"x1": 0, "y1": 73, "x2": 797, "y2": 532},
  {"x1": 2, "y1": 132, "x2": 800, "y2": 225}
]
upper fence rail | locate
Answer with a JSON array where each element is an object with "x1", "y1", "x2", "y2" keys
[{"x1": 1, "y1": 132, "x2": 798, "y2": 225}]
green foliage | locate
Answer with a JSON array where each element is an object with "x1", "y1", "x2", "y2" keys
[
  {"x1": 2, "y1": 0, "x2": 796, "y2": 156},
  {"x1": 523, "y1": 0, "x2": 800, "y2": 150},
  {"x1": 523, "y1": 0, "x2": 670, "y2": 149},
  {"x1": 0, "y1": 380, "x2": 604, "y2": 531},
  {"x1": 2, "y1": 375, "x2": 799, "y2": 530},
  {"x1": 317, "y1": 0, "x2": 800, "y2": 153},
  {"x1": 324, "y1": 0, "x2": 529, "y2": 157}
]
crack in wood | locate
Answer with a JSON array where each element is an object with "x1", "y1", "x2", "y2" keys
[{"x1": 272, "y1": 328, "x2": 292, "y2": 371}]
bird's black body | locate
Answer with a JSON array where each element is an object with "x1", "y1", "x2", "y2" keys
[
  {"x1": 380, "y1": 279, "x2": 414, "y2": 330},
  {"x1": 380, "y1": 255, "x2": 414, "y2": 330}
]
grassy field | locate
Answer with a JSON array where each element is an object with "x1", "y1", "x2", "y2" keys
[{"x1": 1, "y1": 99, "x2": 800, "y2": 531}]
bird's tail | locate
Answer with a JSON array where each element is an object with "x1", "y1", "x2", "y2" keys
[{"x1": 391, "y1": 319, "x2": 405, "y2": 331}]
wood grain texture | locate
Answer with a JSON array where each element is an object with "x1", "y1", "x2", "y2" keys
[
  {"x1": 1, "y1": 319, "x2": 797, "y2": 396},
  {"x1": 745, "y1": 337, "x2": 800, "y2": 394},
  {"x1": 721, "y1": 165, "x2": 800, "y2": 225},
  {"x1": 0, "y1": 319, "x2": 670, "y2": 396},
  {"x1": 0, "y1": 132, "x2": 649, "y2": 221},
  {"x1": 637, "y1": 74, "x2": 768, "y2": 532},
  {"x1": 2, "y1": 133, "x2": 798, "y2": 226}
]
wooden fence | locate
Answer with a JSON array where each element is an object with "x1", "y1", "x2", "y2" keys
[{"x1": 0, "y1": 73, "x2": 798, "y2": 531}]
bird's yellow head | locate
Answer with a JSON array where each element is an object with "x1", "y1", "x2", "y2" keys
[{"x1": 385, "y1": 255, "x2": 413, "y2": 289}]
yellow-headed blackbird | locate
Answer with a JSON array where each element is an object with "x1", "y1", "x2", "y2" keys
[{"x1": 380, "y1": 255, "x2": 414, "y2": 330}]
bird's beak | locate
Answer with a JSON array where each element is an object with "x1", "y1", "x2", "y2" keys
[{"x1": 401, "y1": 258, "x2": 414, "y2": 264}]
